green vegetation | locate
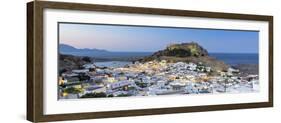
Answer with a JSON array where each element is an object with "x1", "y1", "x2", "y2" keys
[
  {"x1": 168, "y1": 48, "x2": 191, "y2": 57},
  {"x1": 135, "y1": 82, "x2": 148, "y2": 88},
  {"x1": 116, "y1": 94, "x2": 131, "y2": 97},
  {"x1": 127, "y1": 86, "x2": 136, "y2": 90},
  {"x1": 80, "y1": 92, "x2": 107, "y2": 98},
  {"x1": 189, "y1": 45, "x2": 200, "y2": 56},
  {"x1": 165, "y1": 42, "x2": 208, "y2": 57},
  {"x1": 63, "y1": 87, "x2": 82, "y2": 94},
  {"x1": 77, "y1": 73, "x2": 90, "y2": 81},
  {"x1": 82, "y1": 56, "x2": 92, "y2": 63},
  {"x1": 107, "y1": 94, "x2": 114, "y2": 97},
  {"x1": 59, "y1": 69, "x2": 67, "y2": 76}
]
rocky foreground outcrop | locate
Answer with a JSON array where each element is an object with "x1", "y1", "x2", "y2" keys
[
  {"x1": 140, "y1": 42, "x2": 229, "y2": 73},
  {"x1": 59, "y1": 54, "x2": 93, "y2": 74}
]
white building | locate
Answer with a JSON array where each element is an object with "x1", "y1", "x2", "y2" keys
[
  {"x1": 109, "y1": 80, "x2": 133, "y2": 89},
  {"x1": 72, "y1": 69, "x2": 89, "y2": 73}
]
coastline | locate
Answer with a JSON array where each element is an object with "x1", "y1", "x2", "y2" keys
[
  {"x1": 59, "y1": 53, "x2": 259, "y2": 76},
  {"x1": 58, "y1": 45, "x2": 260, "y2": 99},
  {"x1": 232, "y1": 64, "x2": 259, "y2": 77}
]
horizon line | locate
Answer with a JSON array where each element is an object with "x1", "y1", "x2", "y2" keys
[{"x1": 59, "y1": 43, "x2": 258, "y2": 54}]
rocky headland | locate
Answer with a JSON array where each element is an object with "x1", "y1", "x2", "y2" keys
[{"x1": 140, "y1": 42, "x2": 229, "y2": 74}]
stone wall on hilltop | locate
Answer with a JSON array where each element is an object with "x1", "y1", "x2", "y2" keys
[
  {"x1": 153, "y1": 42, "x2": 208, "y2": 57},
  {"x1": 140, "y1": 42, "x2": 229, "y2": 73}
]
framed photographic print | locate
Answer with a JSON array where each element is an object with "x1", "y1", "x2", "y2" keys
[{"x1": 27, "y1": 1, "x2": 273, "y2": 122}]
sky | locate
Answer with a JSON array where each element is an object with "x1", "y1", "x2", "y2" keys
[{"x1": 59, "y1": 23, "x2": 259, "y2": 53}]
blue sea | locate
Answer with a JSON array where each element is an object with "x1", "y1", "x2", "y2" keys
[
  {"x1": 209, "y1": 53, "x2": 258, "y2": 65},
  {"x1": 95, "y1": 61, "x2": 131, "y2": 68},
  {"x1": 93, "y1": 53, "x2": 259, "y2": 68}
]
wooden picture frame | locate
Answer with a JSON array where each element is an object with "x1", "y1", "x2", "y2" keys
[{"x1": 27, "y1": 1, "x2": 273, "y2": 122}]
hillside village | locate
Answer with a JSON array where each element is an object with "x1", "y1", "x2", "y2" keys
[{"x1": 58, "y1": 42, "x2": 259, "y2": 99}]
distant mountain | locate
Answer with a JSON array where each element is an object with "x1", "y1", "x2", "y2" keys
[
  {"x1": 59, "y1": 44, "x2": 153, "y2": 60},
  {"x1": 59, "y1": 44, "x2": 108, "y2": 53},
  {"x1": 59, "y1": 44, "x2": 112, "y2": 57}
]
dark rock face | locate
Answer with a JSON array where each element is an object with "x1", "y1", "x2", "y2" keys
[
  {"x1": 140, "y1": 42, "x2": 229, "y2": 72},
  {"x1": 153, "y1": 42, "x2": 208, "y2": 57},
  {"x1": 59, "y1": 54, "x2": 93, "y2": 73}
]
